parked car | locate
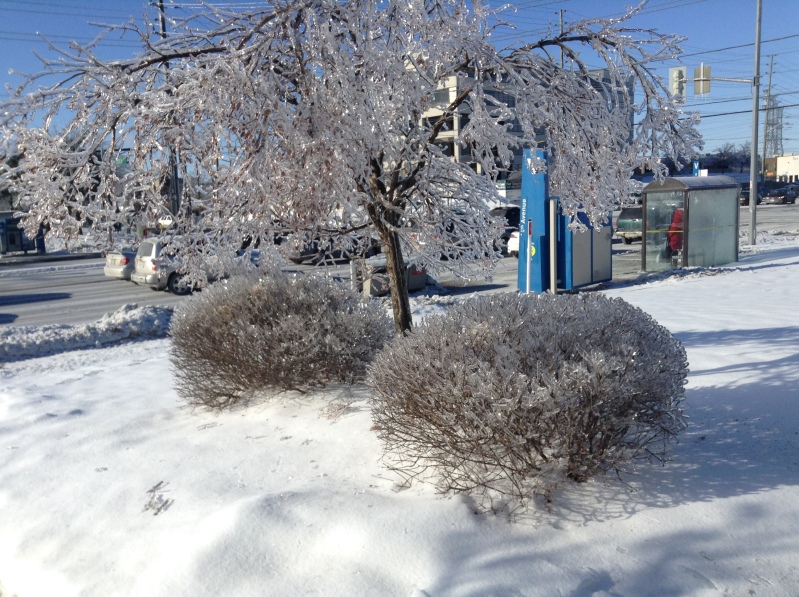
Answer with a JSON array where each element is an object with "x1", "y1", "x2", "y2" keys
[
  {"x1": 103, "y1": 248, "x2": 137, "y2": 280},
  {"x1": 615, "y1": 206, "x2": 643, "y2": 244},
  {"x1": 286, "y1": 232, "x2": 381, "y2": 264},
  {"x1": 763, "y1": 188, "x2": 797, "y2": 205},
  {"x1": 130, "y1": 239, "x2": 195, "y2": 294},
  {"x1": 739, "y1": 189, "x2": 762, "y2": 206},
  {"x1": 489, "y1": 205, "x2": 521, "y2": 254},
  {"x1": 507, "y1": 230, "x2": 520, "y2": 257}
]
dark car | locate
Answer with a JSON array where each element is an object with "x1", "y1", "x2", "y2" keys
[
  {"x1": 490, "y1": 205, "x2": 521, "y2": 254},
  {"x1": 615, "y1": 206, "x2": 643, "y2": 244},
  {"x1": 739, "y1": 189, "x2": 762, "y2": 206},
  {"x1": 763, "y1": 188, "x2": 797, "y2": 205}
]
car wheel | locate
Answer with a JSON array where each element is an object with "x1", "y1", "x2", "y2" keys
[
  {"x1": 167, "y1": 273, "x2": 191, "y2": 295},
  {"x1": 622, "y1": 237, "x2": 633, "y2": 245}
]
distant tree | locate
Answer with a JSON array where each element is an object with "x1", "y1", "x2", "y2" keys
[
  {"x1": 736, "y1": 142, "x2": 752, "y2": 173},
  {"x1": 0, "y1": 0, "x2": 701, "y2": 333},
  {"x1": 713, "y1": 142, "x2": 737, "y2": 173}
]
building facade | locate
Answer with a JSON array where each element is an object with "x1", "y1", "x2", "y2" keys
[{"x1": 774, "y1": 154, "x2": 799, "y2": 183}]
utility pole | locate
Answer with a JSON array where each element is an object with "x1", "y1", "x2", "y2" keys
[
  {"x1": 761, "y1": 54, "x2": 774, "y2": 182},
  {"x1": 558, "y1": 9, "x2": 564, "y2": 69},
  {"x1": 158, "y1": 0, "x2": 181, "y2": 218},
  {"x1": 158, "y1": 0, "x2": 167, "y2": 44},
  {"x1": 748, "y1": 0, "x2": 762, "y2": 246}
]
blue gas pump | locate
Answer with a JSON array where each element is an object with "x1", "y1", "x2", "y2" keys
[
  {"x1": 517, "y1": 148, "x2": 550, "y2": 293},
  {"x1": 517, "y1": 148, "x2": 612, "y2": 293}
]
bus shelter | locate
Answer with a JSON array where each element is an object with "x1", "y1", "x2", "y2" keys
[{"x1": 641, "y1": 176, "x2": 739, "y2": 272}]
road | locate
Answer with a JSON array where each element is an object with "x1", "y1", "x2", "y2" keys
[
  {"x1": 740, "y1": 202, "x2": 799, "y2": 234},
  {"x1": 0, "y1": 259, "x2": 187, "y2": 327},
  {"x1": 1, "y1": 204, "x2": 797, "y2": 328},
  {"x1": 0, "y1": 256, "x2": 522, "y2": 328}
]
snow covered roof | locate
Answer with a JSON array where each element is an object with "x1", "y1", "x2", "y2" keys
[{"x1": 642, "y1": 175, "x2": 740, "y2": 193}]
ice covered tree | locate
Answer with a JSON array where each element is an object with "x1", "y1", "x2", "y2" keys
[
  {"x1": 0, "y1": 151, "x2": 24, "y2": 210},
  {"x1": 0, "y1": 0, "x2": 701, "y2": 333}
]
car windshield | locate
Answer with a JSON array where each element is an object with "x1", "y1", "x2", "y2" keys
[
  {"x1": 619, "y1": 208, "x2": 642, "y2": 219},
  {"x1": 137, "y1": 241, "x2": 158, "y2": 257}
]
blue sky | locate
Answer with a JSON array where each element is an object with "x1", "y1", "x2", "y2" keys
[{"x1": 1, "y1": 0, "x2": 797, "y2": 155}]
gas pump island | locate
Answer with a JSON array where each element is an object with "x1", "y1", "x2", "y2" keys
[{"x1": 516, "y1": 149, "x2": 612, "y2": 294}]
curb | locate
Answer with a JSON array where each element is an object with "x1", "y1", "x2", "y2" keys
[{"x1": 0, "y1": 252, "x2": 103, "y2": 267}]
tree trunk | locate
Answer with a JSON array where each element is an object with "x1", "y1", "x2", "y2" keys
[{"x1": 380, "y1": 227, "x2": 413, "y2": 334}]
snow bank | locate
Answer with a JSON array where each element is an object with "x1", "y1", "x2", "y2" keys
[{"x1": 0, "y1": 304, "x2": 173, "y2": 363}]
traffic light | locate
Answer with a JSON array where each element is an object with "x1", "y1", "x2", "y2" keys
[
  {"x1": 694, "y1": 64, "x2": 711, "y2": 95},
  {"x1": 668, "y1": 67, "x2": 687, "y2": 102}
]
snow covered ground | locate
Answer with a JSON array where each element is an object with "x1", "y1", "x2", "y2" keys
[{"x1": 1, "y1": 232, "x2": 799, "y2": 596}]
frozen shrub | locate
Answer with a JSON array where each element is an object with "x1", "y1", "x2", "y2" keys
[
  {"x1": 368, "y1": 292, "x2": 688, "y2": 510},
  {"x1": 171, "y1": 271, "x2": 393, "y2": 409}
]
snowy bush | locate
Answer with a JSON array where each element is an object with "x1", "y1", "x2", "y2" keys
[
  {"x1": 170, "y1": 271, "x2": 393, "y2": 409},
  {"x1": 368, "y1": 292, "x2": 688, "y2": 510}
]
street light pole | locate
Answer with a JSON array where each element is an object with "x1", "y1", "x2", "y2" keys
[{"x1": 748, "y1": 0, "x2": 762, "y2": 246}]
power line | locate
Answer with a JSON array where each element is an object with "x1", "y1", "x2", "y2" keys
[
  {"x1": 683, "y1": 88, "x2": 799, "y2": 109},
  {"x1": 487, "y1": 0, "x2": 710, "y2": 44},
  {"x1": 0, "y1": 5, "x2": 145, "y2": 20},
  {"x1": 699, "y1": 102, "x2": 799, "y2": 119},
  {"x1": 0, "y1": 31, "x2": 141, "y2": 48},
  {"x1": 677, "y1": 33, "x2": 799, "y2": 59}
]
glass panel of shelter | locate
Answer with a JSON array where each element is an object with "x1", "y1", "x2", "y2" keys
[{"x1": 644, "y1": 190, "x2": 684, "y2": 272}]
